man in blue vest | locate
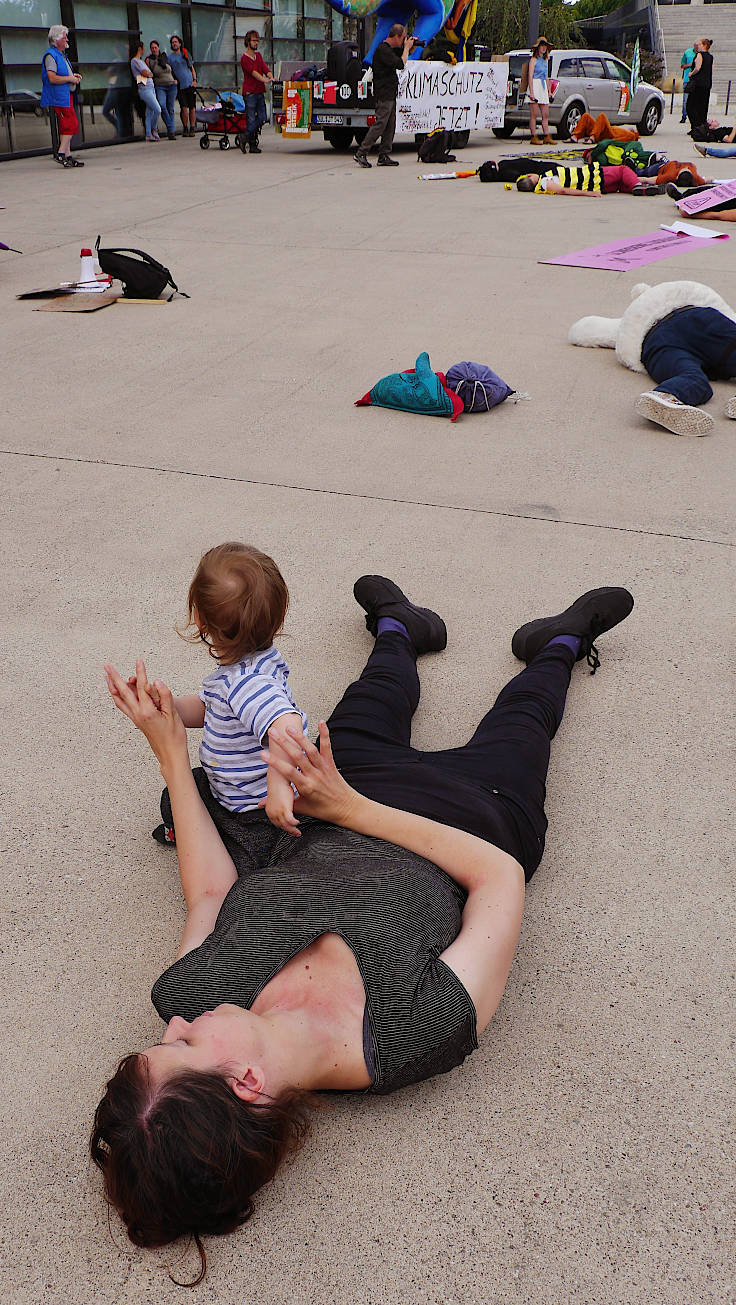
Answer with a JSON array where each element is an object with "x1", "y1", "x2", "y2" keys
[{"x1": 41, "y1": 25, "x2": 84, "y2": 167}]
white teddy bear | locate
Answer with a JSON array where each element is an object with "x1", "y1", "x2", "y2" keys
[{"x1": 569, "y1": 280, "x2": 736, "y2": 436}]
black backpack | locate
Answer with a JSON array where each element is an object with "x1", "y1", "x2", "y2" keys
[
  {"x1": 417, "y1": 128, "x2": 456, "y2": 164},
  {"x1": 95, "y1": 235, "x2": 188, "y2": 300}
]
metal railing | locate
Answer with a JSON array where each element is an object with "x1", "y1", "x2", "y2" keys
[{"x1": 649, "y1": 0, "x2": 667, "y2": 78}]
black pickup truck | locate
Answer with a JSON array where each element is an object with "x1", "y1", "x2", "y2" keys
[{"x1": 271, "y1": 39, "x2": 472, "y2": 150}]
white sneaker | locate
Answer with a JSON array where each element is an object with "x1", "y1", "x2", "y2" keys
[
  {"x1": 725, "y1": 396, "x2": 736, "y2": 419},
  {"x1": 635, "y1": 391, "x2": 714, "y2": 437}
]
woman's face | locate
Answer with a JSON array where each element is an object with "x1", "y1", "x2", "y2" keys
[
  {"x1": 144, "y1": 1005, "x2": 258, "y2": 1085},
  {"x1": 150, "y1": 41, "x2": 159, "y2": 55},
  {"x1": 537, "y1": 43, "x2": 548, "y2": 57}
]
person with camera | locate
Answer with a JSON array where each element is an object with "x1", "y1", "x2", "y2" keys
[{"x1": 354, "y1": 24, "x2": 416, "y2": 169}]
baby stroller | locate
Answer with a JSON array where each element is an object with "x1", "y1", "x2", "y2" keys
[{"x1": 195, "y1": 88, "x2": 251, "y2": 152}]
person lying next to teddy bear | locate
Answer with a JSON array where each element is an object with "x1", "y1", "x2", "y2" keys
[{"x1": 569, "y1": 280, "x2": 736, "y2": 437}]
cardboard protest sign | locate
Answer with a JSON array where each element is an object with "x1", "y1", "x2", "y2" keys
[
  {"x1": 677, "y1": 178, "x2": 736, "y2": 215},
  {"x1": 282, "y1": 82, "x2": 312, "y2": 137},
  {"x1": 35, "y1": 291, "x2": 120, "y2": 312},
  {"x1": 396, "y1": 62, "x2": 506, "y2": 135},
  {"x1": 540, "y1": 228, "x2": 728, "y2": 272}
]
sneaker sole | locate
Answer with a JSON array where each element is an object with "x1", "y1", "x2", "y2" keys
[
  {"x1": 636, "y1": 394, "x2": 713, "y2": 436},
  {"x1": 512, "y1": 587, "x2": 634, "y2": 664},
  {"x1": 353, "y1": 575, "x2": 447, "y2": 652}
]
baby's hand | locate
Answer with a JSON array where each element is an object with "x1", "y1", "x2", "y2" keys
[
  {"x1": 264, "y1": 788, "x2": 301, "y2": 836},
  {"x1": 263, "y1": 717, "x2": 304, "y2": 836},
  {"x1": 127, "y1": 671, "x2": 161, "y2": 707}
]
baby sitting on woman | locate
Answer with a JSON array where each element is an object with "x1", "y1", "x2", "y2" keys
[{"x1": 153, "y1": 542, "x2": 307, "y2": 843}]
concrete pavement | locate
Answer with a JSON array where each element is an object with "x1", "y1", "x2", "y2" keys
[{"x1": 1, "y1": 118, "x2": 734, "y2": 1304}]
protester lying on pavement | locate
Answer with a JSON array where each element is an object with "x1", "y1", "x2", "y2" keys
[
  {"x1": 663, "y1": 179, "x2": 736, "y2": 222},
  {"x1": 96, "y1": 576, "x2": 634, "y2": 1274},
  {"x1": 569, "y1": 280, "x2": 736, "y2": 437},
  {"x1": 694, "y1": 123, "x2": 736, "y2": 158},
  {"x1": 516, "y1": 163, "x2": 664, "y2": 196},
  {"x1": 690, "y1": 118, "x2": 734, "y2": 145},
  {"x1": 583, "y1": 139, "x2": 705, "y2": 189},
  {"x1": 571, "y1": 112, "x2": 638, "y2": 143},
  {"x1": 478, "y1": 156, "x2": 582, "y2": 184}
]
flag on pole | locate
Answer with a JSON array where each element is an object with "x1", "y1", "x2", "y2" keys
[{"x1": 630, "y1": 37, "x2": 641, "y2": 98}]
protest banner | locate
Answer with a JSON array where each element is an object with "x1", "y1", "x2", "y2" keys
[
  {"x1": 282, "y1": 82, "x2": 312, "y2": 137},
  {"x1": 396, "y1": 62, "x2": 506, "y2": 134},
  {"x1": 540, "y1": 228, "x2": 728, "y2": 272},
  {"x1": 677, "y1": 178, "x2": 736, "y2": 215}
]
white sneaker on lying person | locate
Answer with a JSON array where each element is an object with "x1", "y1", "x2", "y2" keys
[{"x1": 635, "y1": 391, "x2": 714, "y2": 436}]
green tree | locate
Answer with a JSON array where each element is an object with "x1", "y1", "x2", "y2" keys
[
  {"x1": 474, "y1": 0, "x2": 581, "y2": 53},
  {"x1": 567, "y1": 0, "x2": 623, "y2": 20}
]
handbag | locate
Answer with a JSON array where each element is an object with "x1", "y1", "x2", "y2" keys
[{"x1": 95, "y1": 235, "x2": 188, "y2": 300}]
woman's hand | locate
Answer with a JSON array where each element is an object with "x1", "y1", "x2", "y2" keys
[
  {"x1": 261, "y1": 721, "x2": 360, "y2": 827},
  {"x1": 104, "y1": 659, "x2": 188, "y2": 773}
]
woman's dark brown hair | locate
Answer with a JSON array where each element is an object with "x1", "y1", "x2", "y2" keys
[
  {"x1": 182, "y1": 542, "x2": 289, "y2": 665},
  {"x1": 91, "y1": 1053, "x2": 311, "y2": 1282}
]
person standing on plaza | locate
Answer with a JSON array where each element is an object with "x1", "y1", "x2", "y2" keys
[
  {"x1": 686, "y1": 39, "x2": 714, "y2": 133},
  {"x1": 354, "y1": 25, "x2": 415, "y2": 168},
  {"x1": 679, "y1": 44, "x2": 695, "y2": 124},
  {"x1": 240, "y1": 31, "x2": 272, "y2": 154},
  {"x1": 169, "y1": 35, "x2": 197, "y2": 137},
  {"x1": 131, "y1": 40, "x2": 162, "y2": 140},
  {"x1": 40, "y1": 24, "x2": 84, "y2": 167},
  {"x1": 525, "y1": 36, "x2": 554, "y2": 146},
  {"x1": 147, "y1": 40, "x2": 177, "y2": 139}
]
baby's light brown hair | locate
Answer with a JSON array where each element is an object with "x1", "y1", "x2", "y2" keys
[{"x1": 183, "y1": 542, "x2": 289, "y2": 665}]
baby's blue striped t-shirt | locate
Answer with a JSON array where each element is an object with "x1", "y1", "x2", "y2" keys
[{"x1": 199, "y1": 646, "x2": 307, "y2": 812}]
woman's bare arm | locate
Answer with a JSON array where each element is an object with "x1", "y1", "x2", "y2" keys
[
  {"x1": 105, "y1": 661, "x2": 237, "y2": 959},
  {"x1": 265, "y1": 723, "x2": 526, "y2": 1033}
]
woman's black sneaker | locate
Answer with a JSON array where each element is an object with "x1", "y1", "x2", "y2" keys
[
  {"x1": 353, "y1": 575, "x2": 447, "y2": 653},
  {"x1": 511, "y1": 587, "x2": 634, "y2": 675}
]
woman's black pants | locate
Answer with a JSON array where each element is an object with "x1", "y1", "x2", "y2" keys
[
  {"x1": 325, "y1": 632, "x2": 576, "y2": 881},
  {"x1": 686, "y1": 87, "x2": 710, "y2": 129}
]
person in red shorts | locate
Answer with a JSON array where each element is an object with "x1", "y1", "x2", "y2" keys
[
  {"x1": 240, "y1": 30, "x2": 272, "y2": 153},
  {"x1": 40, "y1": 25, "x2": 84, "y2": 167}
]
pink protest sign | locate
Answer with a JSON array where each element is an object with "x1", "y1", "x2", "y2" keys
[
  {"x1": 678, "y1": 177, "x2": 736, "y2": 215},
  {"x1": 540, "y1": 228, "x2": 728, "y2": 272}
]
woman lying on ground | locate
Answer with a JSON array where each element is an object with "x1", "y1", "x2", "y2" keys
[
  {"x1": 93, "y1": 576, "x2": 633, "y2": 1278},
  {"x1": 693, "y1": 121, "x2": 736, "y2": 158}
]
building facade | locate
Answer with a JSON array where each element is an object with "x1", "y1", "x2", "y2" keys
[{"x1": 0, "y1": 0, "x2": 355, "y2": 158}]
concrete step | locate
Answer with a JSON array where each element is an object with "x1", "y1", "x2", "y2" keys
[{"x1": 657, "y1": 2, "x2": 736, "y2": 102}]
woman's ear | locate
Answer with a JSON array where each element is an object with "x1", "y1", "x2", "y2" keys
[{"x1": 228, "y1": 1065, "x2": 265, "y2": 1103}]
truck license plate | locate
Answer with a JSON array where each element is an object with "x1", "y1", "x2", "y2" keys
[{"x1": 315, "y1": 115, "x2": 345, "y2": 124}]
